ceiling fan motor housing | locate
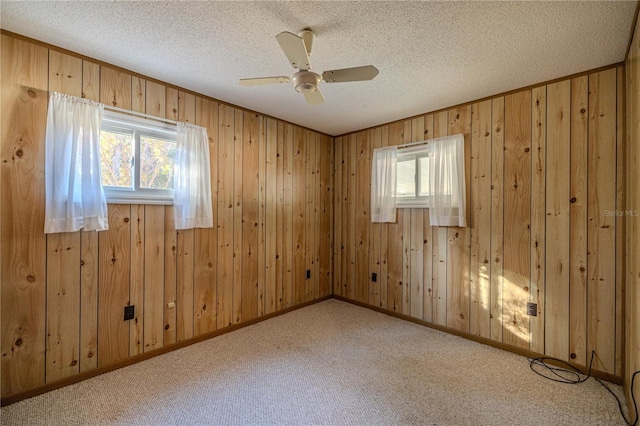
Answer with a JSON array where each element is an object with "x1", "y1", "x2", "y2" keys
[{"x1": 292, "y1": 71, "x2": 320, "y2": 93}]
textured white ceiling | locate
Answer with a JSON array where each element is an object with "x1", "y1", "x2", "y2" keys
[{"x1": 1, "y1": 1, "x2": 636, "y2": 136}]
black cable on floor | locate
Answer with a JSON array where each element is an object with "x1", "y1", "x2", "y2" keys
[{"x1": 528, "y1": 351, "x2": 639, "y2": 426}]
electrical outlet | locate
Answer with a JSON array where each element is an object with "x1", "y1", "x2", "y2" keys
[
  {"x1": 124, "y1": 305, "x2": 135, "y2": 321},
  {"x1": 306, "y1": 269, "x2": 311, "y2": 279},
  {"x1": 372, "y1": 272, "x2": 377, "y2": 282},
  {"x1": 527, "y1": 302, "x2": 537, "y2": 316}
]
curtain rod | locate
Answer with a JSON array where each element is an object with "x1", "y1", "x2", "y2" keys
[
  {"x1": 397, "y1": 139, "x2": 429, "y2": 150},
  {"x1": 103, "y1": 104, "x2": 180, "y2": 126}
]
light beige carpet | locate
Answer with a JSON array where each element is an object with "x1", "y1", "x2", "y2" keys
[{"x1": 1, "y1": 299, "x2": 627, "y2": 425}]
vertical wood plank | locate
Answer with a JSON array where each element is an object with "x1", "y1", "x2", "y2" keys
[
  {"x1": 45, "y1": 50, "x2": 83, "y2": 382},
  {"x1": 447, "y1": 105, "x2": 471, "y2": 333},
  {"x1": 319, "y1": 134, "x2": 334, "y2": 297},
  {"x1": 422, "y1": 114, "x2": 434, "y2": 322},
  {"x1": 292, "y1": 127, "x2": 306, "y2": 305},
  {"x1": 305, "y1": 131, "x2": 316, "y2": 302},
  {"x1": 545, "y1": 81, "x2": 571, "y2": 360},
  {"x1": 143, "y1": 205, "x2": 165, "y2": 352},
  {"x1": 502, "y1": 90, "x2": 531, "y2": 349},
  {"x1": 275, "y1": 121, "x2": 285, "y2": 309},
  {"x1": 283, "y1": 124, "x2": 294, "y2": 308},
  {"x1": 387, "y1": 122, "x2": 404, "y2": 312},
  {"x1": 490, "y1": 97, "x2": 505, "y2": 342},
  {"x1": 98, "y1": 205, "x2": 131, "y2": 366},
  {"x1": 432, "y1": 111, "x2": 448, "y2": 326},
  {"x1": 615, "y1": 66, "x2": 624, "y2": 377},
  {"x1": 356, "y1": 130, "x2": 371, "y2": 303},
  {"x1": 570, "y1": 75, "x2": 589, "y2": 366},
  {"x1": 348, "y1": 134, "x2": 357, "y2": 301},
  {"x1": 241, "y1": 111, "x2": 259, "y2": 322},
  {"x1": 216, "y1": 104, "x2": 234, "y2": 328},
  {"x1": 233, "y1": 109, "x2": 243, "y2": 323},
  {"x1": 129, "y1": 204, "x2": 145, "y2": 356},
  {"x1": 402, "y1": 121, "x2": 412, "y2": 315},
  {"x1": 265, "y1": 118, "x2": 278, "y2": 314},
  {"x1": 410, "y1": 117, "x2": 425, "y2": 319},
  {"x1": 369, "y1": 128, "x2": 382, "y2": 306},
  {"x1": 193, "y1": 97, "x2": 218, "y2": 336},
  {"x1": 81, "y1": 61, "x2": 100, "y2": 102},
  {"x1": 587, "y1": 69, "x2": 617, "y2": 374},
  {"x1": 100, "y1": 67, "x2": 131, "y2": 108},
  {"x1": 530, "y1": 86, "x2": 547, "y2": 354},
  {"x1": 257, "y1": 114, "x2": 267, "y2": 316},
  {"x1": 470, "y1": 100, "x2": 492, "y2": 338},
  {"x1": 176, "y1": 91, "x2": 195, "y2": 340},
  {"x1": 379, "y1": 127, "x2": 390, "y2": 309},
  {"x1": 334, "y1": 136, "x2": 344, "y2": 297}
]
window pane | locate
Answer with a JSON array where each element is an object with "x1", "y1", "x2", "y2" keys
[
  {"x1": 100, "y1": 130, "x2": 133, "y2": 188},
  {"x1": 396, "y1": 158, "x2": 415, "y2": 198},
  {"x1": 140, "y1": 135, "x2": 176, "y2": 190},
  {"x1": 419, "y1": 157, "x2": 430, "y2": 197}
]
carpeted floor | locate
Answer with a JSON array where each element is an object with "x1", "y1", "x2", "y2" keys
[{"x1": 1, "y1": 299, "x2": 628, "y2": 425}]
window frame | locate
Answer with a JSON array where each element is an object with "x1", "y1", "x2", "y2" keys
[
  {"x1": 395, "y1": 144, "x2": 432, "y2": 208},
  {"x1": 100, "y1": 111, "x2": 177, "y2": 205}
]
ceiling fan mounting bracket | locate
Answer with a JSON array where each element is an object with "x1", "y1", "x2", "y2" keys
[{"x1": 299, "y1": 29, "x2": 315, "y2": 56}]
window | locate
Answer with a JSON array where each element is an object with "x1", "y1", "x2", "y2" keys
[
  {"x1": 100, "y1": 111, "x2": 177, "y2": 204},
  {"x1": 395, "y1": 144, "x2": 433, "y2": 208}
]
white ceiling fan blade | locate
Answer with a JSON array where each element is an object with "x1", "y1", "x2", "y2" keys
[
  {"x1": 304, "y1": 89, "x2": 325, "y2": 105},
  {"x1": 239, "y1": 76, "x2": 290, "y2": 86},
  {"x1": 322, "y1": 65, "x2": 379, "y2": 83},
  {"x1": 276, "y1": 31, "x2": 311, "y2": 70}
]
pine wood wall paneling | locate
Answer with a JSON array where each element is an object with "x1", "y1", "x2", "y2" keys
[
  {"x1": 587, "y1": 69, "x2": 617, "y2": 374},
  {"x1": 216, "y1": 105, "x2": 235, "y2": 328},
  {"x1": 176, "y1": 91, "x2": 195, "y2": 340},
  {"x1": 615, "y1": 66, "x2": 625, "y2": 378},
  {"x1": 274, "y1": 121, "x2": 285, "y2": 309},
  {"x1": 305, "y1": 130, "x2": 316, "y2": 302},
  {"x1": 502, "y1": 90, "x2": 532, "y2": 350},
  {"x1": 387, "y1": 122, "x2": 404, "y2": 312},
  {"x1": 369, "y1": 129, "x2": 382, "y2": 306},
  {"x1": 432, "y1": 111, "x2": 449, "y2": 326},
  {"x1": 545, "y1": 81, "x2": 571, "y2": 361},
  {"x1": 379, "y1": 126, "x2": 390, "y2": 310},
  {"x1": 163, "y1": 87, "x2": 179, "y2": 345},
  {"x1": 282, "y1": 123, "x2": 294, "y2": 308},
  {"x1": 470, "y1": 100, "x2": 492, "y2": 338},
  {"x1": 321, "y1": 134, "x2": 335, "y2": 297},
  {"x1": 98, "y1": 67, "x2": 133, "y2": 366},
  {"x1": 625, "y1": 13, "x2": 640, "y2": 411},
  {"x1": 347, "y1": 134, "x2": 357, "y2": 302},
  {"x1": 143, "y1": 205, "x2": 165, "y2": 352},
  {"x1": 402, "y1": 121, "x2": 412, "y2": 315},
  {"x1": 341, "y1": 136, "x2": 349, "y2": 298},
  {"x1": 98, "y1": 204, "x2": 131, "y2": 367},
  {"x1": 356, "y1": 130, "x2": 371, "y2": 304},
  {"x1": 529, "y1": 86, "x2": 546, "y2": 354},
  {"x1": 313, "y1": 134, "x2": 323, "y2": 298},
  {"x1": 129, "y1": 204, "x2": 145, "y2": 356},
  {"x1": 422, "y1": 114, "x2": 434, "y2": 323},
  {"x1": 265, "y1": 118, "x2": 278, "y2": 314},
  {"x1": 241, "y1": 111, "x2": 260, "y2": 321},
  {"x1": 490, "y1": 97, "x2": 505, "y2": 343},
  {"x1": 410, "y1": 118, "x2": 425, "y2": 320},
  {"x1": 569, "y1": 75, "x2": 589, "y2": 367},
  {"x1": 193, "y1": 98, "x2": 218, "y2": 336},
  {"x1": 333, "y1": 136, "x2": 344, "y2": 297},
  {"x1": 232, "y1": 109, "x2": 244, "y2": 324},
  {"x1": 447, "y1": 106, "x2": 471, "y2": 333},
  {"x1": 257, "y1": 114, "x2": 267, "y2": 317},
  {"x1": 80, "y1": 60, "x2": 100, "y2": 372},
  {"x1": 45, "y1": 50, "x2": 83, "y2": 383},
  {"x1": 292, "y1": 127, "x2": 306, "y2": 306}
]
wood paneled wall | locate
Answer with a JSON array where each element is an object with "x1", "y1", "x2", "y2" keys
[
  {"x1": 625, "y1": 10, "x2": 640, "y2": 416},
  {"x1": 1, "y1": 34, "x2": 333, "y2": 398},
  {"x1": 334, "y1": 65, "x2": 626, "y2": 376}
]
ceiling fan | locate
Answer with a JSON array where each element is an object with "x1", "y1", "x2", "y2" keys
[{"x1": 239, "y1": 29, "x2": 379, "y2": 105}]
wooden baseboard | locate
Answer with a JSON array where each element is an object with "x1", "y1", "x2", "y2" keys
[
  {"x1": 0, "y1": 296, "x2": 331, "y2": 407},
  {"x1": 333, "y1": 295, "x2": 623, "y2": 385}
]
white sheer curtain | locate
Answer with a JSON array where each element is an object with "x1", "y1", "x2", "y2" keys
[
  {"x1": 428, "y1": 134, "x2": 466, "y2": 227},
  {"x1": 371, "y1": 146, "x2": 397, "y2": 223},
  {"x1": 45, "y1": 92, "x2": 108, "y2": 233},
  {"x1": 173, "y1": 122, "x2": 213, "y2": 229}
]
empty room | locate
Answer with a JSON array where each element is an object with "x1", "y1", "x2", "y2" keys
[{"x1": 1, "y1": 1, "x2": 640, "y2": 424}]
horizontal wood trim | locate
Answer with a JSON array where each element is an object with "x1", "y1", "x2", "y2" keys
[
  {"x1": 333, "y1": 295, "x2": 623, "y2": 385},
  {"x1": 0, "y1": 296, "x2": 331, "y2": 407}
]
